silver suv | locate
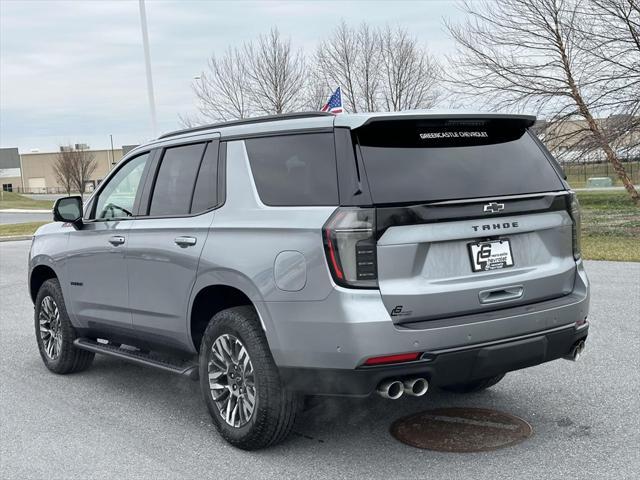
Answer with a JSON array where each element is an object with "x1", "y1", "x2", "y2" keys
[{"x1": 29, "y1": 111, "x2": 589, "y2": 449}]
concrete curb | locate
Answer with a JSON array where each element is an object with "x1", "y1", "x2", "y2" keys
[
  {"x1": 0, "y1": 235, "x2": 33, "y2": 242},
  {"x1": 0, "y1": 209, "x2": 51, "y2": 213}
]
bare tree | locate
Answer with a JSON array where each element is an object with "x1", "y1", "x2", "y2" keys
[
  {"x1": 446, "y1": 0, "x2": 639, "y2": 203},
  {"x1": 379, "y1": 26, "x2": 441, "y2": 111},
  {"x1": 355, "y1": 23, "x2": 382, "y2": 112},
  {"x1": 315, "y1": 21, "x2": 362, "y2": 112},
  {"x1": 304, "y1": 72, "x2": 330, "y2": 111},
  {"x1": 314, "y1": 22, "x2": 440, "y2": 112},
  {"x1": 70, "y1": 148, "x2": 96, "y2": 195},
  {"x1": 244, "y1": 28, "x2": 307, "y2": 115},
  {"x1": 53, "y1": 148, "x2": 75, "y2": 195},
  {"x1": 192, "y1": 47, "x2": 251, "y2": 122},
  {"x1": 578, "y1": 0, "x2": 640, "y2": 152},
  {"x1": 187, "y1": 28, "x2": 306, "y2": 122},
  {"x1": 177, "y1": 113, "x2": 202, "y2": 128},
  {"x1": 580, "y1": 0, "x2": 639, "y2": 117}
]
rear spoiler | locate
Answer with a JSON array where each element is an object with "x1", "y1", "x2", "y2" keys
[{"x1": 335, "y1": 112, "x2": 536, "y2": 130}]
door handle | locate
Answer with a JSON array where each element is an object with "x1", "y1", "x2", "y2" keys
[
  {"x1": 478, "y1": 285, "x2": 523, "y2": 304},
  {"x1": 174, "y1": 236, "x2": 197, "y2": 247},
  {"x1": 108, "y1": 235, "x2": 125, "y2": 246}
]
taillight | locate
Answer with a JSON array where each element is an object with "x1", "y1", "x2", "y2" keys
[
  {"x1": 568, "y1": 192, "x2": 581, "y2": 260},
  {"x1": 323, "y1": 207, "x2": 378, "y2": 288}
]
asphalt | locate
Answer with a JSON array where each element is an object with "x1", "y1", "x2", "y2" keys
[
  {"x1": 0, "y1": 212, "x2": 52, "y2": 225},
  {"x1": 0, "y1": 240, "x2": 638, "y2": 479}
]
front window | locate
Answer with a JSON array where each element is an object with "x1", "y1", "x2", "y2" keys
[{"x1": 93, "y1": 153, "x2": 150, "y2": 219}]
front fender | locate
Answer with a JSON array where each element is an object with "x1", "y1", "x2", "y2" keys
[{"x1": 29, "y1": 224, "x2": 71, "y2": 310}]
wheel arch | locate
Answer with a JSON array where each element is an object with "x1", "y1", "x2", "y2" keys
[
  {"x1": 188, "y1": 280, "x2": 275, "y2": 353},
  {"x1": 30, "y1": 264, "x2": 59, "y2": 303}
]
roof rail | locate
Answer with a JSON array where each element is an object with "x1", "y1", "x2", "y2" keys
[{"x1": 158, "y1": 112, "x2": 334, "y2": 140}]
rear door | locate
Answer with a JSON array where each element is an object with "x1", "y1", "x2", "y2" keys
[
  {"x1": 126, "y1": 138, "x2": 221, "y2": 346},
  {"x1": 354, "y1": 118, "x2": 575, "y2": 323}
]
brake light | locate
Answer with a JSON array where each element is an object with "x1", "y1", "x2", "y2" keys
[
  {"x1": 568, "y1": 192, "x2": 582, "y2": 260},
  {"x1": 323, "y1": 207, "x2": 378, "y2": 288},
  {"x1": 363, "y1": 352, "x2": 422, "y2": 366}
]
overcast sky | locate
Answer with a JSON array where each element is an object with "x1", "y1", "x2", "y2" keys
[{"x1": 0, "y1": 0, "x2": 465, "y2": 152}]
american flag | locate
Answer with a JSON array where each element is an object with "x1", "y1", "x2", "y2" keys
[{"x1": 321, "y1": 87, "x2": 343, "y2": 114}]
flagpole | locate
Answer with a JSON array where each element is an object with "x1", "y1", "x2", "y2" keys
[{"x1": 138, "y1": 0, "x2": 158, "y2": 137}]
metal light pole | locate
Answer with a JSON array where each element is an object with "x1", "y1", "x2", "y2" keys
[
  {"x1": 109, "y1": 134, "x2": 116, "y2": 170},
  {"x1": 138, "y1": 0, "x2": 158, "y2": 137}
]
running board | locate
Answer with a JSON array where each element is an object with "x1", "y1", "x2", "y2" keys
[{"x1": 73, "y1": 338, "x2": 199, "y2": 380}]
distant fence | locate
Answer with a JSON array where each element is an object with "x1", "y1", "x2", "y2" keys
[
  {"x1": 11, "y1": 183, "x2": 98, "y2": 195},
  {"x1": 11, "y1": 186, "x2": 73, "y2": 195},
  {"x1": 561, "y1": 161, "x2": 639, "y2": 187}
]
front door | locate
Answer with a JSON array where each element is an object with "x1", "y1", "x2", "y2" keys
[{"x1": 65, "y1": 152, "x2": 152, "y2": 332}]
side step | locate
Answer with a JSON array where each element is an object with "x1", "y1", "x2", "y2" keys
[{"x1": 74, "y1": 338, "x2": 199, "y2": 380}]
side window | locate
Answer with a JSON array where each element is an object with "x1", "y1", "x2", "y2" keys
[
  {"x1": 149, "y1": 143, "x2": 207, "y2": 216},
  {"x1": 245, "y1": 133, "x2": 339, "y2": 206},
  {"x1": 93, "y1": 153, "x2": 150, "y2": 219},
  {"x1": 190, "y1": 141, "x2": 219, "y2": 213}
]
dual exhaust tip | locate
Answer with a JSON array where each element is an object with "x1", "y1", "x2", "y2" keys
[
  {"x1": 377, "y1": 377, "x2": 429, "y2": 400},
  {"x1": 564, "y1": 339, "x2": 586, "y2": 362}
]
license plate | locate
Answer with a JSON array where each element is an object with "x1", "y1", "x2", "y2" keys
[{"x1": 468, "y1": 239, "x2": 514, "y2": 272}]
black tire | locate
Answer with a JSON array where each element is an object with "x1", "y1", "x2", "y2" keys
[
  {"x1": 440, "y1": 373, "x2": 506, "y2": 394},
  {"x1": 199, "y1": 306, "x2": 300, "y2": 450},
  {"x1": 34, "y1": 278, "x2": 94, "y2": 374}
]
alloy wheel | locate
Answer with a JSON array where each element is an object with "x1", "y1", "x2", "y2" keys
[
  {"x1": 39, "y1": 296, "x2": 62, "y2": 360},
  {"x1": 208, "y1": 334, "x2": 256, "y2": 428}
]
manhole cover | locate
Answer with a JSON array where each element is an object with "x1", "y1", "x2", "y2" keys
[{"x1": 390, "y1": 407, "x2": 533, "y2": 452}]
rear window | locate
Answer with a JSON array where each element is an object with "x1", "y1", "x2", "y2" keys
[
  {"x1": 245, "y1": 133, "x2": 338, "y2": 206},
  {"x1": 149, "y1": 143, "x2": 206, "y2": 216},
  {"x1": 356, "y1": 120, "x2": 564, "y2": 204},
  {"x1": 191, "y1": 141, "x2": 219, "y2": 213}
]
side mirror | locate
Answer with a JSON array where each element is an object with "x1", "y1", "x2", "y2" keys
[{"x1": 53, "y1": 196, "x2": 83, "y2": 228}]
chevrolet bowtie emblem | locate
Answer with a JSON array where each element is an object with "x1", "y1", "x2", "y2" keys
[{"x1": 483, "y1": 202, "x2": 505, "y2": 213}]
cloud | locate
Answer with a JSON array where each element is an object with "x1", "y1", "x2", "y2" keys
[{"x1": 0, "y1": 0, "x2": 464, "y2": 152}]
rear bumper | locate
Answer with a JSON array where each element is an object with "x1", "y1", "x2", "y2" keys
[
  {"x1": 280, "y1": 323, "x2": 589, "y2": 396},
  {"x1": 266, "y1": 260, "x2": 589, "y2": 371}
]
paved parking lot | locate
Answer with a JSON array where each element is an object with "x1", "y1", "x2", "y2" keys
[
  {"x1": 0, "y1": 212, "x2": 51, "y2": 225},
  {"x1": 1, "y1": 240, "x2": 638, "y2": 479}
]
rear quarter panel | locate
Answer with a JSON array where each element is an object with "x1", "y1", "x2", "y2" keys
[{"x1": 190, "y1": 140, "x2": 337, "y2": 351}]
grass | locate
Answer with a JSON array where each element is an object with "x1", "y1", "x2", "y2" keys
[
  {"x1": 581, "y1": 235, "x2": 639, "y2": 262},
  {"x1": 0, "y1": 222, "x2": 48, "y2": 238},
  {"x1": 576, "y1": 190, "x2": 639, "y2": 262},
  {"x1": 0, "y1": 191, "x2": 53, "y2": 210}
]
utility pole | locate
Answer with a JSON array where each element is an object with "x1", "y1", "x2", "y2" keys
[{"x1": 138, "y1": 0, "x2": 158, "y2": 137}]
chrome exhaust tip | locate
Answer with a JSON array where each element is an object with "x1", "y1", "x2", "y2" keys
[
  {"x1": 377, "y1": 380, "x2": 404, "y2": 400},
  {"x1": 564, "y1": 340, "x2": 586, "y2": 361},
  {"x1": 403, "y1": 377, "x2": 429, "y2": 397}
]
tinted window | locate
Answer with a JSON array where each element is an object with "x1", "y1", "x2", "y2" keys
[
  {"x1": 149, "y1": 143, "x2": 206, "y2": 216},
  {"x1": 94, "y1": 153, "x2": 149, "y2": 219},
  {"x1": 245, "y1": 133, "x2": 338, "y2": 206},
  {"x1": 190, "y1": 141, "x2": 219, "y2": 213},
  {"x1": 357, "y1": 120, "x2": 564, "y2": 204}
]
